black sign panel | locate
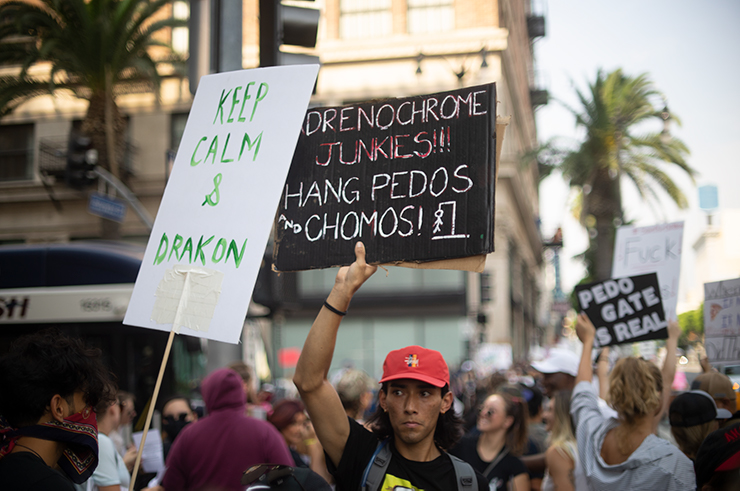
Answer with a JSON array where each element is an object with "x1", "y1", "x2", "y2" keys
[
  {"x1": 575, "y1": 273, "x2": 668, "y2": 347},
  {"x1": 273, "y1": 83, "x2": 497, "y2": 271}
]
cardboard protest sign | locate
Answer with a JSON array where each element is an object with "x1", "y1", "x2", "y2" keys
[
  {"x1": 612, "y1": 221, "x2": 684, "y2": 320},
  {"x1": 575, "y1": 273, "x2": 667, "y2": 348},
  {"x1": 704, "y1": 278, "x2": 740, "y2": 366},
  {"x1": 273, "y1": 83, "x2": 497, "y2": 271},
  {"x1": 124, "y1": 65, "x2": 319, "y2": 344}
]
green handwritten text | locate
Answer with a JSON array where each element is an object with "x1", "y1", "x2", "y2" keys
[
  {"x1": 154, "y1": 232, "x2": 248, "y2": 268},
  {"x1": 213, "y1": 82, "x2": 269, "y2": 125}
]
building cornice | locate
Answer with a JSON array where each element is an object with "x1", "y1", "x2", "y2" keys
[{"x1": 314, "y1": 27, "x2": 508, "y2": 65}]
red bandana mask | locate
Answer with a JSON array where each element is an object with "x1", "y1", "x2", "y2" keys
[{"x1": 0, "y1": 405, "x2": 99, "y2": 484}]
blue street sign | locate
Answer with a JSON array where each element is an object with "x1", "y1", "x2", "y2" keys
[{"x1": 88, "y1": 193, "x2": 127, "y2": 223}]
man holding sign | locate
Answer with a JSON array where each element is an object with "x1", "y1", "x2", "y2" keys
[{"x1": 294, "y1": 242, "x2": 487, "y2": 491}]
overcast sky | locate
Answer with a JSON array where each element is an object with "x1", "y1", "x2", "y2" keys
[{"x1": 533, "y1": 0, "x2": 740, "y2": 309}]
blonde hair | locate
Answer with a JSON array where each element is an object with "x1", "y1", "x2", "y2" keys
[
  {"x1": 607, "y1": 357, "x2": 662, "y2": 426},
  {"x1": 548, "y1": 390, "x2": 576, "y2": 455},
  {"x1": 671, "y1": 421, "x2": 718, "y2": 460}
]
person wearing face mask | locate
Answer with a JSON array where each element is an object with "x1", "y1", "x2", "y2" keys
[
  {"x1": 0, "y1": 328, "x2": 116, "y2": 490},
  {"x1": 160, "y1": 396, "x2": 197, "y2": 460}
]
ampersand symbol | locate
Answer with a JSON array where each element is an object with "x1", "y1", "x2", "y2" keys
[{"x1": 202, "y1": 173, "x2": 222, "y2": 206}]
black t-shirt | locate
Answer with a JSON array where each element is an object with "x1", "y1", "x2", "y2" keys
[
  {"x1": 449, "y1": 434, "x2": 528, "y2": 491},
  {"x1": 327, "y1": 417, "x2": 487, "y2": 491},
  {"x1": 0, "y1": 451, "x2": 75, "y2": 491}
]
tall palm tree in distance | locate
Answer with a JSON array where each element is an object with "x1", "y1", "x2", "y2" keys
[
  {"x1": 0, "y1": 0, "x2": 185, "y2": 237},
  {"x1": 537, "y1": 69, "x2": 696, "y2": 282}
]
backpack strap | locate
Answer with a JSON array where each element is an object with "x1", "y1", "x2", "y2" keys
[
  {"x1": 448, "y1": 453, "x2": 477, "y2": 490},
  {"x1": 361, "y1": 440, "x2": 478, "y2": 491},
  {"x1": 360, "y1": 439, "x2": 391, "y2": 491}
]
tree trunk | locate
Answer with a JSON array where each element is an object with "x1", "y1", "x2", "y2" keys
[{"x1": 586, "y1": 167, "x2": 622, "y2": 281}]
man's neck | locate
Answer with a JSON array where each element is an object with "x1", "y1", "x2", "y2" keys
[
  {"x1": 11, "y1": 436, "x2": 64, "y2": 468},
  {"x1": 393, "y1": 434, "x2": 442, "y2": 462}
]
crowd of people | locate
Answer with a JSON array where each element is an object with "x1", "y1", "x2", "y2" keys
[{"x1": 1, "y1": 241, "x2": 739, "y2": 490}]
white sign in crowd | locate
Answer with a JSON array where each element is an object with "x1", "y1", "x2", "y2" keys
[
  {"x1": 612, "y1": 221, "x2": 684, "y2": 320},
  {"x1": 704, "y1": 277, "x2": 740, "y2": 367},
  {"x1": 124, "y1": 65, "x2": 319, "y2": 344}
]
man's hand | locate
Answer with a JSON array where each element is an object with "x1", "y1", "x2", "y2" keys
[
  {"x1": 575, "y1": 313, "x2": 595, "y2": 344},
  {"x1": 332, "y1": 242, "x2": 378, "y2": 299}
]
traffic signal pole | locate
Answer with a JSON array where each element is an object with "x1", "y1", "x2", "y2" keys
[{"x1": 93, "y1": 166, "x2": 154, "y2": 231}]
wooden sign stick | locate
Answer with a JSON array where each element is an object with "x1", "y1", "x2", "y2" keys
[{"x1": 129, "y1": 271, "x2": 192, "y2": 491}]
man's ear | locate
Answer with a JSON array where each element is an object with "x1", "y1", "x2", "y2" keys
[
  {"x1": 49, "y1": 394, "x2": 67, "y2": 423},
  {"x1": 440, "y1": 390, "x2": 454, "y2": 414},
  {"x1": 378, "y1": 389, "x2": 387, "y2": 411}
]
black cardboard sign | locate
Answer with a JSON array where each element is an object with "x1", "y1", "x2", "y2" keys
[
  {"x1": 575, "y1": 273, "x2": 668, "y2": 347},
  {"x1": 273, "y1": 83, "x2": 497, "y2": 271}
]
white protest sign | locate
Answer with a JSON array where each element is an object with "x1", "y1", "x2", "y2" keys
[
  {"x1": 704, "y1": 278, "x2": 740, "y2": 366},
  {"x1": 124, "y1": 65, "x2": 319, "y2": 343},
  {"x1": 612, "y1": 221, "x2": 684, "y2": 320}
]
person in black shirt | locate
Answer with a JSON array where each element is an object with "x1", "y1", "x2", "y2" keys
[
  {"x1": 0, "y1": 328, "x2": 116, "y2": 490},
  {"x1": 293, "y1": 242, "x2": 487, "y2": 491},
  {"x1": 451, "y1": 391, "x2": 530, "y2": 491}
]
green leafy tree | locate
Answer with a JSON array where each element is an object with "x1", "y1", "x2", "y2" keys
[
  {"x1": 678, "y1": 303, "x2": 704, "y2": 350},
  {"x1": 0, "y1": 0, "x2": 185, "y2": 236},
  {"x1": 537, "y1": 69, "x2": 696, "y2": 281}
]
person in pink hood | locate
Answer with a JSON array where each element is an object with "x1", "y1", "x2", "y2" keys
[{"x1": 162, "y1": 368, "x2": 293, "y2": 491}]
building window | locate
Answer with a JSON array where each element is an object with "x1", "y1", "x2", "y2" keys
[
  {"x1": 407, "y1": 0, "x2": 454, "y2": 34},
  {"x1": 172, "y1": 1, "x2": 189, "y2": 55},
  {"x1": 339, "y1": 0, "x2": 392, "y2": 40},
  {"x1": 0, "y1": 123, "x2": 34, "y2": 182}
]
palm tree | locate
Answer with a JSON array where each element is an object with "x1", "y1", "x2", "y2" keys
[
  {"x1": 0, "y1": 0, "x2": 185, "y2": 237},
  {"x1": 537, "y1": 69, "x2": 696, "y2": 281}
]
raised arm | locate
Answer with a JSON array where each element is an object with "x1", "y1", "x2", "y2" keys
[
  {"x1": 293, "y1": 242, "x2": 377, "y2": 467},
  {"x1": 596, "y1": 347, "x2": 610, "y2": 401},
  {"x1": 575, "y1": 313, "x2": 595, "y2": 385},
  {"x1": 654, "y1": 320, "x2": 680, "y2": 428}
]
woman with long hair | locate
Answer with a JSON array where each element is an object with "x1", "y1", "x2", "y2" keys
[
  {"x1": 572, "y1": 313, "x2": 695, "y2": 489},
  {"x1": 541, "y1": 390, "x2": 587, "y2": 491},
  {"x1": 450, "y1": 390, "x2": 530, "y2": 491}
]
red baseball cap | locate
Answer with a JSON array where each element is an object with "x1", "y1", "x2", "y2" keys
[{"x1": 379, "y1": 345, "x2": 449, "y2": 388}]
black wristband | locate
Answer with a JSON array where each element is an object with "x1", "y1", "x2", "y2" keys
[{"x1": 323, "y1": 300, "x2": 347, "y2": 316}]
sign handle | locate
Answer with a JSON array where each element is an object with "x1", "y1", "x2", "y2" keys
[
  {"x1": 129, "y1": 271, "x2": 191, "y2": 490},
  {"x1": 128, "y1": 328, "x2": 175, "y2": 491}
]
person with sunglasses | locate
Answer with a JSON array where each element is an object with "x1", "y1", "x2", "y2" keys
[
  {"x1": 450, "y1": 391, "x2": 530, "y2": 491},
  {"x1": 161, "y1": 396, "x2": 198, "y2": 460}
]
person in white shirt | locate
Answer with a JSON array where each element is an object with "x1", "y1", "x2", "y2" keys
[
  {"x1": 88, "y1": 395, "x2": 131, "y2": 491},
  {"x1": 571, "y1": 313, "x2": 695, "y2": 490}
]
